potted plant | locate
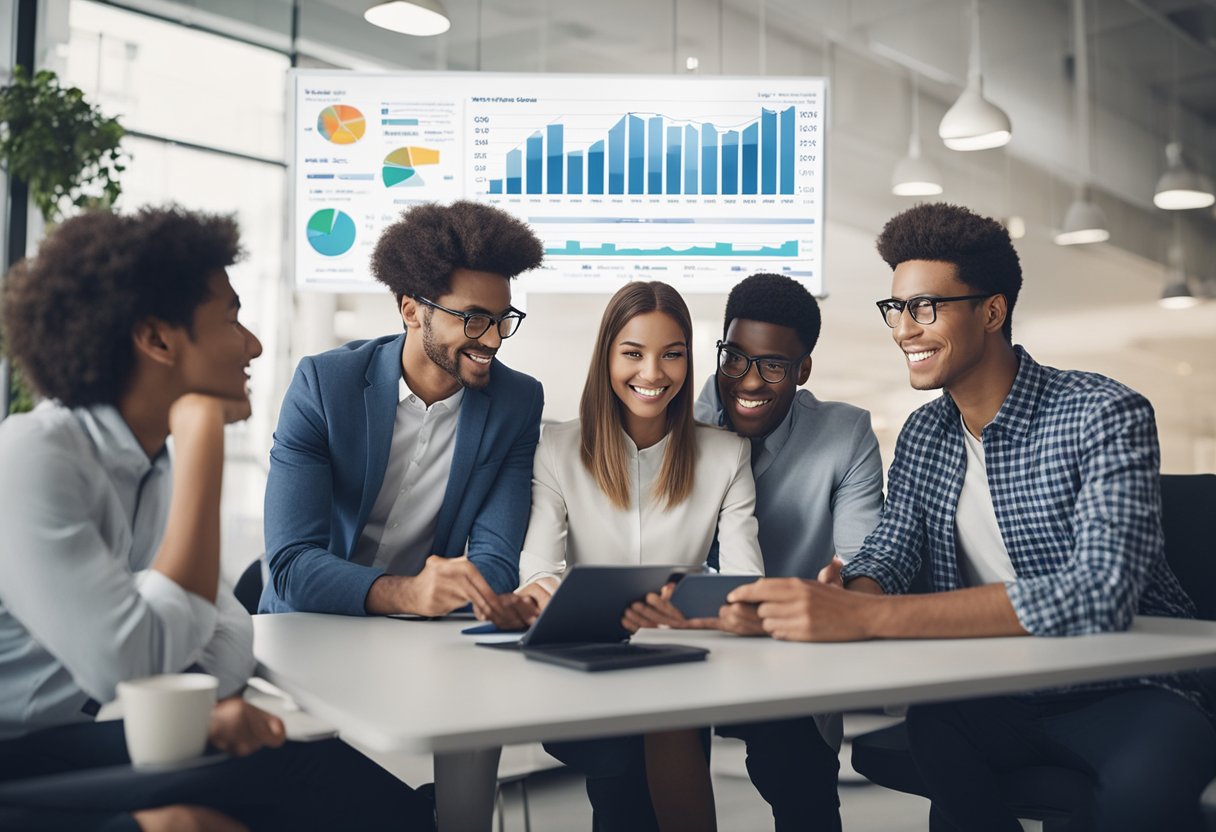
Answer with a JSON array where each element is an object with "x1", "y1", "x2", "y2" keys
[{"x1": 0, "y1": 66, "x2": 126, "y2": 414}]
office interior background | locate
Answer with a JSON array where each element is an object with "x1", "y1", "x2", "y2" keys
[{"x1": 2, "y1": 0, "x2": 1214, "y2": 587}]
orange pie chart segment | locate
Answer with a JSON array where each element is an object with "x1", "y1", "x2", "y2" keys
[{"x1": 317, "y1": 105, "x2": 366, "y2": 145}]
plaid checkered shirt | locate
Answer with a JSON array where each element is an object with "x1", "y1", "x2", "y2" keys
[{"x1": 840, "y1": 346, "x2": 1206, "y2": 710}]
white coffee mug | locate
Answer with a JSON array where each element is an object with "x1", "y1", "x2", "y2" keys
[{"x1": 117, "y1": 673, "x2": 218, "y2": 767}]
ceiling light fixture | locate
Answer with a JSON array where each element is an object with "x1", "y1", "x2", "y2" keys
[
  {"x1": 364, "y1": 0, "x2": 451, "y2": 37},
  {"x1": 1159, "y1": 217, "x2": 1201, "y2": 309},
  {"x1": 1055, "y1": 0, "x2": 1108, "y2": 246},
  {"x1": 938, "y1": 0, "x2": 1011, "y2": 151},
  {"x1": 1153, "y1": 32, "x2": 1214, "y2": 210},
  {"x1": 1154, "y1": 142, "x2": 1215, "y2": 210},
  {"x1": 893, "y1": 73, "x2": 943, "y2": 196}
]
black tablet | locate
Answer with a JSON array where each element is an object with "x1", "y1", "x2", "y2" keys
[{"x1": 669, "y1": 574, "x2": 759, "y2": 619}]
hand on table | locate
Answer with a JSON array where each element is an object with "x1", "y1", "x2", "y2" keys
[
  {"x1": 482, "y1": 591, "x2": 541, "y2": 631},
  {"x1": 621, "y1": 582, "x2": 719, "y2": 634},
  {"x1": 207, "y1": 697, "x2": 285, "y2": 757},
  {"x1": 724, "y1": 577, "x2": 875, "y2": 642}
]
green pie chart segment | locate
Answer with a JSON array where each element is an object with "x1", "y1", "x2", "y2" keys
[{"x1": 306, "y1": 209, "x2": 356, "y2": 257}]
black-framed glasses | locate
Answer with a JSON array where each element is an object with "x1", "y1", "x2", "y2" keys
[
  {"x1": 413, "y1": 295, "x2": 527, "y2": 339},
  {"x1": 875, "y1": 294, "x2": 993, "y2": 328},
  {"x1": 716, "y1": 341, "x2": 808, "y2": 384}
]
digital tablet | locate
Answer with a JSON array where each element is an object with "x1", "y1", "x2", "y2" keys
[{"x1": 669, "y1": 574, "x2": 759, "y2": 619}]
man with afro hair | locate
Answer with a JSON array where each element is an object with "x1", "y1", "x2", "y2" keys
[
  {"x1": 724, "y1": 203, "x2": 1215, "y2": 831},
  {"x1": 261, "y1": 201, "x2": 544, "y2": 630},
  {"x1": 0, "y1": 207, "x2": 434, "y2": 830}
]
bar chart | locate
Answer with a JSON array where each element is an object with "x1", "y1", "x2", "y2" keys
[
  {"x1": 485, "y1": 107, "x2": 801, "y2": 197},
  {"x1": 294, "y1": 71, "x2": 825, "y2": 293}
]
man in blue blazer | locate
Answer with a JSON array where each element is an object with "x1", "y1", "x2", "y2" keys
[{"x1": 261, "y1": 201, "x2": 544, "y2": 623}]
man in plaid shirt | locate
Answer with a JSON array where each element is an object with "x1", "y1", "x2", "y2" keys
[{"x1": 721, "y1": 203, "x2": 1215, "y2": 831}]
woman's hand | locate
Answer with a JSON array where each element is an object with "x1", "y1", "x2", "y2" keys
[{"x1": 621, "y1": 582, "x2": 719, "y2": 633}]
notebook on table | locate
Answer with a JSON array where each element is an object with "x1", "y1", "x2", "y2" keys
[{"x1": 482, "y1": 564, "x2": 709, "y2": 671}]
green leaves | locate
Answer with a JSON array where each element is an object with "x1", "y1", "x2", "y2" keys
[{"x1": 0, "y1": 66, "x2": 127, "y2": 223}]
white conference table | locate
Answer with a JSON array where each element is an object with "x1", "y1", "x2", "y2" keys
[{"x1": 253, "y1": 613, "x2": 1216, "y2": 831}]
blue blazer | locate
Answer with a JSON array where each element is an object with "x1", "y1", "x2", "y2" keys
[{"x1": 259, "y1": 334, "x2": 544, "y2": 615}]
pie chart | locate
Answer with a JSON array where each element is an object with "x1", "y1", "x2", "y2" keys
[
  {"x1": 306, "y1": 209, "x2": 356, "y2": 257},
  {"x1": 317, "y1": 105, "x2": 366, "y2": 145},
  {"x1": 382, "y1": 146, "x2": 440, "y2": 188}
]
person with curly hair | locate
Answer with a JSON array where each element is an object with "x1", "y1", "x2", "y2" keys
[
  {"x1": 260, "y1": 201, "x2": 544, "y2": 628},
  {"x1": 723, "y1": 203, "x2": 1216, "y2": 831},
  {"x1": 0, "y1": 207, "x2": 435, "y2": 830}
]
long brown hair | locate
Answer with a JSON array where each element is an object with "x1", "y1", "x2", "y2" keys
[{"x1": 579, "y1": 281, "x2": 697, "y2": 510}]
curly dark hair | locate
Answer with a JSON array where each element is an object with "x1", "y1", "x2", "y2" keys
[
  {"x1": 875, "y1": 202, "x2": 1022, "y2": 341},
  {"x1": 1, "y1": 206, "x2": 242, "y2": 407},
  {"x1": 371, "y1": 201, "x2": 544, "y2": 301},
  {"x1": 723, "y1": 273, "x2": 822, "y2": 354}
]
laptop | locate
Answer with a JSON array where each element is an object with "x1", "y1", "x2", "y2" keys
[{"x1": 483, "y1": 564, "x2": 710, "y2": 671}]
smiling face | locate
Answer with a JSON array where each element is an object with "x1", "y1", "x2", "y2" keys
[
  {"x1": 889, "y1": 259, "x2": 998, "y2": 392},
  {"x1": 415, "y1": 267, "x2": 512, "y2": 391},
  {"x1": 608, "y1": 311, "x2": 689, "y2": 442},
  {"x1": 175, "y1": 270, "x2": 262, "y2": 402},
  {"x1": 716, "y1": 318, "x2": 810, "y2": 438}
]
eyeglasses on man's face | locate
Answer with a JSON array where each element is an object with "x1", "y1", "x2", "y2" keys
[
  {"x1": 874, "y1": 294, "x2": 994, "y2": 328},
  {"x1": 716, "y1": 341, "x2": 807, "y2": 384},
  {"x1": 413, "y1": 295, "x2": 527, "y2": 339}
]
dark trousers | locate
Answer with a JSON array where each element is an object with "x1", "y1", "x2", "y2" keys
[
  {"x1": 547, "y1": 718, "x2": 839, "y2": 832},
  {"x1": 905, "y1": 687, "x2": 1216, "y2": 832},
  {"x1": 0, "y1": 719, "x2": 434, "y2": 831},
  {"x1": 716, "y1": 716, "x2": 841, "y2": 832}
]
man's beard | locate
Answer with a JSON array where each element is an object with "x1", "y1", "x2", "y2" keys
[{"x1": 421, "y1": 315, "x2": 490, "y2": 390}]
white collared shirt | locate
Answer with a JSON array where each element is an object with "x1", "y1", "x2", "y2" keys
[
  {"x1": 351, "y1": 378, "x2": 464, "y2": 576},
  {"x1": 0, "y1": 402, "x2": 253, "y2": 739}
]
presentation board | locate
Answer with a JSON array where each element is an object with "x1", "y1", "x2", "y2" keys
[{"x1": 292, "y1": 70, "x2": 826, "y2": 295}]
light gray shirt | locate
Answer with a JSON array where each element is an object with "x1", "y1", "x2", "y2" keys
[
  {"x1": 351, "y1": 379, "x2": 463, "y2": 576},
  {"x1": 0, "y1": 402, "x2": 254, "y2": 739},
  {"x1": 696, "y1": 376, "x2": 884, "y2": 750},
  {"x1": 695, "y1": 376, "x2": 884, "y2": 576}
]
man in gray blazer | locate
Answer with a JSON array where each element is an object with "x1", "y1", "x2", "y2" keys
[{"x1": 694, "y1": 272, "x2": 884, "y2": 832}]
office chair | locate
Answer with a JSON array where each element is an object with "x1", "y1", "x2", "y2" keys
[
  {"x1": 234, "y1": 557, "x2": 264, "y2": 615},
  {"x1": 849, "y1": 473, "x2": 1216, "y2": 831}
]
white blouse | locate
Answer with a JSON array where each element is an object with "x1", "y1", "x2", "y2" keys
[{"x1": 518, "y1": 420, "x2": 765, "y2": 587}]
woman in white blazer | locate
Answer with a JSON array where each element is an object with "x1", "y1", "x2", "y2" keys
[{"x1": 517, "y1": 281, "x2": 763, "y2": 832}]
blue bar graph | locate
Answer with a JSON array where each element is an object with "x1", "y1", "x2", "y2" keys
[
  {"x1": 589, "y1": 140, "x2": 605, "y2": 195},
  {"x1": 666, "y1": 126, "x2": 682, "y2": 194},
  {"x1": 722, "y1": 130, "x2": 739, "y2": 195},
  {"x1": 761, "y1": 109, "x2": 777, "y2": 195},
  {"x1": 567, "y1": 151, "x2": 583, "y2": 195},
  {"x1": 526, "y1": 132, "x2": 543, "y2": 194},
  {"x1": 701, "y1": 125, "x2": 718, "y2": 195},
  {"x1": 741, "y1": 123, "x2": 758, "y2": 195},
  {"x1": 507, "y1": 148, "x2": 522, "y2": 194},
  {"x1": 608, "y1": 119, "x2": 625, "y2": 194},
  {"x1": 648, "y1": 117, "x2": 663, "y2": 194},
  {"x1": 547, "y1": 124, "x2": 563, "y2": 194},
  {"x1": 780, "y1": 106, "x2": 795, "y2": 195},
  {"x1": 489, "y1": 105, "x2": 801, "y2": 198},
  {"x1": 684, "y1": 125, "x2": 698, "y2": 195},
  {"x1": 628, "y1": 115, "x2": 645, "y2": 194}
]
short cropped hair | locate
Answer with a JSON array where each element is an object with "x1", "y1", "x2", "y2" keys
[
  {"x1": 371, "y1": 201, "x2": 544, "y2": 301},
  {"x1": 1, "y1": 207, "x2": 241, "y2": 407},
  {"x1": 723, "y1": 273, "x2": 822, "y2": 354},
  {"x1": 875, "y1": 202, "x2": 1022, "y2": 340}
]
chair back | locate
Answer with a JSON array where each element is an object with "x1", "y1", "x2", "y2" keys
[{"x1": 1160, "y1": 474, "x2": 1216, "y2": 622}]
